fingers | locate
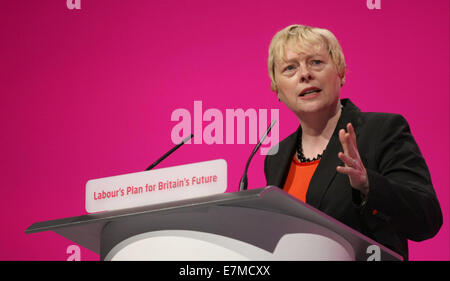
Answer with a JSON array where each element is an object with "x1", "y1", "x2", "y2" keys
[
  {"x1": 347, "y1": 123, "x2": 356, "y2": 141},
  {"x1": 338, "y1": 123, "x2": 362, "y2": 171},
  {"x1": 336, "y1": 165, "x2": 361, "y2": 178},
  {"x1": 337, "y1": 123, "x2": 370, "y2": 192},
  {"x1": 337, "y1": 152, "x2": 364, "y2": 181},
  {"x1": 339, "y1": 128, "x2": 349, "y2": 155},
  {"x1": 339, "y1": 123, "x2": 359, "y2": 159},
  {"x1": 338, "y1": 152, "x2": 360, "y2": 170},
  {"x1": 347, "y1": 123, "x2": 359, "y2": 155},
  {"x1": 339, "y1": 130, "x2": 355, "y2": 159}
]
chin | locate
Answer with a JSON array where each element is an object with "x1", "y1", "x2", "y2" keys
[
  {"x1": 298, "y1": 100, "x2": 326, "y2": 112},
  {"x1": 294, "y1": 100, "x2": 337, "y2": 116}
]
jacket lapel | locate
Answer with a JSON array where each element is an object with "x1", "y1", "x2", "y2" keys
[
  {"x1": 269, "y1": 127, "x2": 300, "y2": 188},
  {"x1": 306, "y1": 99, "x2": 361, "y2": 209}
]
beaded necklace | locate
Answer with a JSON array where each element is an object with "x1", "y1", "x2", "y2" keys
[{"x1": 296, "y1": 142, "x2": 323, "y2": 163}]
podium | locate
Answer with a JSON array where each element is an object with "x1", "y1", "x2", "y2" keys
[{"x1": 25, "y1": 186, "x2": 403, "y2": 261}]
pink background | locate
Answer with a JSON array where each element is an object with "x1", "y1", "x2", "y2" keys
[{"x1": 0, "y1": 0, "x2": 448, "y2": 261}]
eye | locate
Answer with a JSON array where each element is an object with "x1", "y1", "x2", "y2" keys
[
  {"x1": 283, "y1": 65, "x2": 296, "y2": 72},
  {"x1": 311, "y1": 60, "x2": 322, "y2": 65}
]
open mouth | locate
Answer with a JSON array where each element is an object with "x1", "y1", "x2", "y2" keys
[{"x1": 299, "y1": 88, "x2": 322, "y2": 97}]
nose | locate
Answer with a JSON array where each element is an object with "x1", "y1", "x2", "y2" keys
[{"x1": 299, "y1": 65, "x2": 313, "y2": 83}]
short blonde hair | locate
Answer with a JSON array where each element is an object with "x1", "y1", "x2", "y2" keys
[{"x1": 268, "y1": 24, "x2": 347, "y2": 92}]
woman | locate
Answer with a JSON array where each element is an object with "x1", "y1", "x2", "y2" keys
[{"x1": 264, "y1": 24, "x2": 442, "y2": 260}]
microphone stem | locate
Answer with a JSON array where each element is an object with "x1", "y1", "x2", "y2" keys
[
  {"x1": 239, "y1": 120, "x2": 276, "y2": 191},
  {"x1": 145, "y1": 134, "x2": 193, "y2": 171}
]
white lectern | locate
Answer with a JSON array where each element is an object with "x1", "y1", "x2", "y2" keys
[{"x1": 25, "y1": 186, "x2": 402, "y2": 261}]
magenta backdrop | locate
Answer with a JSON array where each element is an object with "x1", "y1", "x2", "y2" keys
[{"x1": 0, "y1": 0, "x2": 448, "y2": 261}]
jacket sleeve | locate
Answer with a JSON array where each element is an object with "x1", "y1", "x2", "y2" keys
[{"x1": 360, "y1": 114, "x2": 442, "y2": 241}]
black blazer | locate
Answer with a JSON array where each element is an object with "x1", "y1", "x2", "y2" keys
[{"x1": 264, "y1": 99, "x2": 442, "y2": 260}]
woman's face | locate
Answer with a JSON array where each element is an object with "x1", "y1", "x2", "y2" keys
[{"x1": 274, "y1": 42, "x2": 343, "y2": 117}]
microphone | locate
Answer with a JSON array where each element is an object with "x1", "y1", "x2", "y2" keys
[
  {"x1": 145, "y1": 134, "x2": 194, "y2": 171},
  {"x1": 239, "y1": 120, "x2": 277, "y2": 191}
]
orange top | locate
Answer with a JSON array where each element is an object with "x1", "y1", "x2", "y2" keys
[{"x1": 283, "y1": 155, "x2": 320, "y2": 202}]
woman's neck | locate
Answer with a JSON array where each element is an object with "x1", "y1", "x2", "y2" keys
[{"x1": 297, "y1": 101, "x2": 342, "y2": 157}]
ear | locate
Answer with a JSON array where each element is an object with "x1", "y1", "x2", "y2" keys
[{"x1": 339, "y1": 68, "x2": 346, "y2": 87}]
